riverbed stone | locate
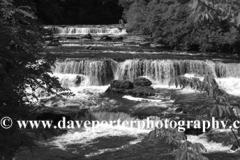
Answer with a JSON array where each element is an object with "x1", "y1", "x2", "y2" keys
[
  {"x1": 111, "y1": 80, "x2": 134, "y2": 89},
  {"x1": 133, "y1": 77, "x2": 152, "y2": 87},
  {"x1": 105, "y1": 79, "x2": 155, "y2": 97}
]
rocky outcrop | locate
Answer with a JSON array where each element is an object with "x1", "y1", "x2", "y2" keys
[
  {"x1": 74, "y1": 75, "x2": 82, "y2": 86},
  {"x1": 105, "y1": 79, "x2": 155, "y2": 97},
  {"x1": 133, "y1": 77, "x2": 152, "y2": 87},
  {"x1": 111, "y1": 80, "x2": 134, "y2": 89}
]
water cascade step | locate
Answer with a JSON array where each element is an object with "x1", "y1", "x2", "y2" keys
[
  {"x1": 44, "y1": 25, "x2": 127, "y2": 37},
  {"x1": 53, "y1": 59, "x2": 240, "y2": 86}
]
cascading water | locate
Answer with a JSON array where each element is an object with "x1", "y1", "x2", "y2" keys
[
  {"x1": 53, "y1": 59, "x2": 118, "y2": 86},
  {"x1": 44, "y1": 25, "x2": 127, "y2": 36},
  {"x1": 53, "y1": 58, "x2": 240, "y2": 87},
  {"x1": 25, "y1": 25, "x2": 240, "y2": 160}
]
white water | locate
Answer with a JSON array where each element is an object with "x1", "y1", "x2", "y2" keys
[
  {"x1": 42, "y1": 74, "x2": 239, "y2": 157},
  {"x1": 53, "y1": 72, "x2": 240, "y2": 96},
  {"x1": 45, "y1": 26, "x2": 127, "y2": 36},
  {"x1": 41, "y1": 25, "x2": 240, "y2": 158},
  {"x1": 47, "y1": 122, "x2": 232, "y2": 155}
]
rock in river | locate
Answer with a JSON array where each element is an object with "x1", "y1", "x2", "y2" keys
[
  {"x1": 105, "y1": 79, "x2": 155, "y2": 97},
  {"x1": 133, "y1": 77, "x2": 152, "y2": 87}
]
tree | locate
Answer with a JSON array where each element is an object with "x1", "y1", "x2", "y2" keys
[
  {"x1": 0, "y1": 0, "x2": 63, "y2": 159},
  {"x1": 120, "y1": 0, "x2": 240, "y2": 53},
  {"x1": 150, "y1": 74, "x2": 240, "y2": 160},
  {"x1": 189, "y1": 0, "x2": 240, "y2": 32}
]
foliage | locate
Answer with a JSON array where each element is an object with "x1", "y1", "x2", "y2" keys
[
  {"x1": 189, "y1": 0, "x2": 240, "y2": 31},
  {"x1": 119, "y1": 0, "x2": 240, "y2": 53},
  {"x1": 169, "y1": 75, "x2": 240, "y2": 120},
  {"x1": 148, "y1": 74, "x2": 240, "y2": 160},
  {"x1": 0, "y1": 0, "x2": 63, "y2": 159}
]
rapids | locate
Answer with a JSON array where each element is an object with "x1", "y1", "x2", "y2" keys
[{"x1": 16, "y1": 25, "x2": 240, "y2": 160}]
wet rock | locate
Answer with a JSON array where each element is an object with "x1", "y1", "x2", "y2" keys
[
  {"x1": 175, "y1": 107, "x2": 183, "y2": 113},
  {"x1": 82, "y1": 33, "x2": 92, "y2": 39},
  {"x1": 85, "y1": 46, "x2": 91, "y2": 49},
  {"x1": 105, "y1": 80, "x2": 155, "y2": 97},
  {"x1": 66, "y1": 36, "x2": 80, "y2": 40},
  {"x1": 85, "y1": 45, "x2": 97, "y2": 50},
  {"x1": 111, "y1": 80, "x2": 134, "y2": 89},
  {"x1": 48, "y1": 39, "x2": 61, "y2": 46},
  {"x1": 74, "y1": 75, "x2": 82, "y2": 86},
  {"x1": 129, "y1": 86, "x2": 155, "y2": 96},
  {"x1": 230, "y1": 142, "x2": 239, "y2": 151},
  {"x1": 133, "y1": 77, "x2": 152, "y2": 87},
  {"x1": 100, "y1": 35, "x2": 113, "y2": 41}
]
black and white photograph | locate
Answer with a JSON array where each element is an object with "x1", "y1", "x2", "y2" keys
[{"x1": 1, "y1": 0, "x2": 240, "y2": 160}]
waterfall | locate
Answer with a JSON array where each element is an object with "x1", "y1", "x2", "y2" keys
[
  {"x1": 53, "y1": 59, "x2": 240, "y2": 86},
  {"x1": 44, "y1": 25, "x2": 127, "y2": 36},
  {"x1": 115, "y1": 59, "x2": 240, "y2": 84},
  {"x1": 53, "y1": 59, "x2": 117, "y2": 86}
]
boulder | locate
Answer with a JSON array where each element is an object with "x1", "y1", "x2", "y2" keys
[
  {"x1": 74, "y1": 75, "x2": 82, "y2": 86},
  {"x1": 126, "y1": 86, "x2": 155, "y2": 97},
  {"x1": 110, "y1": 80, "x2": 134, "y2": 89},
  {"x1": 133, "y1": 77, "x2": 152, "y2": 87},
  {"x1": 105, "y1": 80, "x2": 155, "y2": 97},
  {"x1": 230, "y1": 142, "x2": 239, "y2": 151}
]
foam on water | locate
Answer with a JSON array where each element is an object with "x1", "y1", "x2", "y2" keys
[
  {"x1": 217, "y1": 78, "x2": 240, "y2": 96},
  {"x1": 123, "y1": 95, "x2": 163, "y2": 102},
  {"x1": 46, "y1": 26, "x2": 128, "y2": 37},
  {"x1": 102, "y1": 50, "x2": 208, "y2": 56},
  {"x1": 184, "y1": 74, "x2": 240, "y2": 96},
  {"x1": 47, "y1": 124, "x2": 148, "y2": 150},
  {"x1": 46, "y1": 122, "x2": 232, "y2": 154},
  {"x1": 187, "y1": 134, "x2": 231, "y2": 153}
]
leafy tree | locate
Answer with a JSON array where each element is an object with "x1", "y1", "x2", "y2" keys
[
  {"x1": 149, "y1": 74, "x2": 240, "y2": 160},
  {"x1": 189, "y1": 0, "x2": 240, "y2": 32},
  {"x1": 0, "y1": 0, "x2": 63, "y2": 159}
]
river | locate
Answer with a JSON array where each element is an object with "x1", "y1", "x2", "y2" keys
[{"x1": 16, "y1": 25, "x2": 240, "y2": 160}]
